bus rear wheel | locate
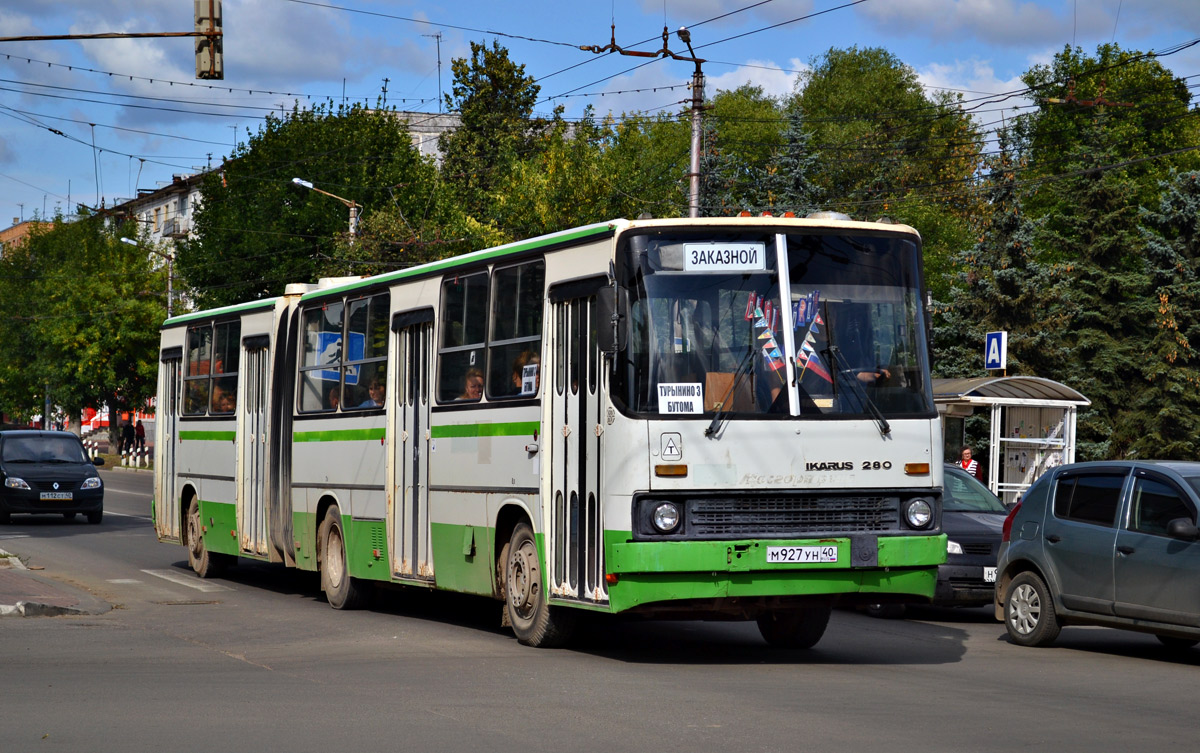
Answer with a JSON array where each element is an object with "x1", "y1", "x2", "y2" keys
[
  {"x1": 320, "y1": 504, "x2": 369, "y2": 610},
  {"x1": 187, "y1": 496, "x2": 231, "y2": 578},
  {"x1": 757, "y1": 605, "x2": 832, "y2": 649},
  {"x1": 505, "y1": 522, "x2": 574, "y2": 647}
]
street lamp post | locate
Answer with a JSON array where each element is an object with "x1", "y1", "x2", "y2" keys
[
  {"x1": 121, "y1": 237, "x2": 174, "y2": 317},
  {"x1": 292, "y1": 177, "x2": 359, "y2": 242}
]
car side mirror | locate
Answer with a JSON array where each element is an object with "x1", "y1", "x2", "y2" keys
[
  {"x1": 93, "y1": 457, "x2": 105, "y2": 467},
  {"x1": 1166, "y1": 518, "x2": 1199, "y2": 541}
]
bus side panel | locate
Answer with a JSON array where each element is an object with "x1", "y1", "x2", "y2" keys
[{"x1": 428, "y1": 491, "x2": 496, "y2": 596}]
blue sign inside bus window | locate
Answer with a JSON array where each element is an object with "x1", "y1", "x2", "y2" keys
[{"x1": 314, "y1": 331, "x2": 365, "y2": 384}]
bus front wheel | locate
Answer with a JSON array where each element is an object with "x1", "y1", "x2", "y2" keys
[
  {"x1": 187, "y1": 497, "x2": 231, "y2": 578},
  {"x1": 319, "y1": 504, "x2": 369, "y2": 610},
  {"x1": 757, "y1": 605, "x2": 832, "y2": 649},
  {"x1": 505, "y1": 522, "x2": 574, "y2": 647}
]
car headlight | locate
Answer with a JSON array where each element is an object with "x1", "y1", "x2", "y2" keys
[
  {"x1": 947, "y1": 540, "x2": 963, "y2": 555},
  {"x1": 4, "y1": 476, "x2": 30, "y2": 490},
  {"x1": 81, "y1": 477, "x2": 102, "y2": 490},
  {"x1": 904, "y1": 498, "x2": 933, "y2": 529},
  {"x1": 651, "y1": 502, "x2": 681, "y2": 533}
]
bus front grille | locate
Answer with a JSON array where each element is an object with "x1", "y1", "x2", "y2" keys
[{"x1": 688, "y1": 496, "x2": 899, "y2": 537}]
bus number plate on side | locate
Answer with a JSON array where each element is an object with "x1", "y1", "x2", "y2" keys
[{"x1": 766, "y1": 546, "x2": 838, "y2": 564}]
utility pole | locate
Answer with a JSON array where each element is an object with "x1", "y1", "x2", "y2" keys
[
  {"x1": 381, "y1": 77, "x2": 390, "y2": 108},
  {"x1": 582, "y1": 24, "x2": 706, "y2": 217},
  {"x1": 0, "y1": 0, "x2": 223, "y2": 80},
  {"x1": 423, "y1": 32, "x2": 443, "y2": 112}
]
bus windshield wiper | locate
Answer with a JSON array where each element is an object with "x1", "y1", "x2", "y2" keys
[
  {"x1": 705, "y1": 346, "x2": 756, "y2": 438},
  {"x1": 824, "y1": 345, "x2": 891, "y2": 437}
]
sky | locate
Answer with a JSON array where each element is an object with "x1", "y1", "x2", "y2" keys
[{"x1": 1, "y1": 0, "x2": 1198, "y2": 226}]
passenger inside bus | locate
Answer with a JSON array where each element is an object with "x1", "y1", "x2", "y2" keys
[
  {"x1": 326, "y1": 385, "x2": 341, "y2": 411},
  {"x1": 211, "y1": 381, "x2": 236, "y2": 413},
  {"x1": 458, "y1": 368, "x2": 484, "y2": 401},
  {"x1": 357, "y1": 376, "x2": 385, "y2": 408}
]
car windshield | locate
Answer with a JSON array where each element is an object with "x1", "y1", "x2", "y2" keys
[
  {"x1": 612, "y1": 228, "x2": 933, "y2": 418},
  {"x1": 1, "y1": 435, "x2": 89, "y2": 463},
  {"x1": 944, "y1": 467, "x2": 1007, "y2": 513}
]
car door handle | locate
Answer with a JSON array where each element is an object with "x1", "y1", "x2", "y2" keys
[
  {"x1": 1046, "y1": 535, "x2": 1061, "y2": 543},
  {"x1": 1117, "y1": 545, "x2": 1135, "y2": 555}
]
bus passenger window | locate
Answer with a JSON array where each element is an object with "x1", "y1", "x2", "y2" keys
[
  {"x1": 437, "y1": 272, "x2": 488, "y2": 403},
  {"x1": 487, "y1": 261, "x2": 544, "y2": 398}
]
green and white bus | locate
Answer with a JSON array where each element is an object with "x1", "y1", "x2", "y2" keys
[{"x1": 154, "y1": 214, "x2": 946, "y2": 647}]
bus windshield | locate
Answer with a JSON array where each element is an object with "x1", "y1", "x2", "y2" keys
[{"x1": 613, "y1": 229, "x2": 933, "y2": 418}]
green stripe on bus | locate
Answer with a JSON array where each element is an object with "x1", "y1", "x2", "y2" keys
[
  {"x1": 179, "y1": 430, "x2": 236, "y2": 441},
  {"x1": 294, "y1": 428, "x2": 387, "y2": 442},
  {"x1": 300, "y1": 222, "x2": 615, "y2": 300},
  {"x1": 165, "y1": 297, "x2": 279, "y2": 325},
  {"x1": 431, "y1": 421, "x2": 540, "y2": 438}
]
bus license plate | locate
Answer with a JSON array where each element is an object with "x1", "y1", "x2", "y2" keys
[
  {"x1": 984, "y1": 567, "x2": 997, "y2": 583},
  {"x1": 766, "y1": 546, "x2": 838, "y2": 564},
  {"x1": 40, "y1": 492, "x2": 72, "y2": 500}
]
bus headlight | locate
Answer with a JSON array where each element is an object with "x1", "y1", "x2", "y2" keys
[
  {"x1": 904, "y1": 498, "x2": 933, "y2": 529},
  {"x1": 652, "y1": 502, "x2": 681, "y2": 533}
]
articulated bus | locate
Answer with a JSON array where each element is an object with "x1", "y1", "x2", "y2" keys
[{"x1": 154, "y1": 214, "x2": 946, "y2": 648}]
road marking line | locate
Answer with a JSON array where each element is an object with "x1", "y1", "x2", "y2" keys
[
  {"x1": 141, "y1": 569, "x2": 232, "y2": 592},
  {"x1": 107, "y1": 579, "x2": 142, "y2": 584},
  {"x1": 105, "y1": 511, "x2": 153, "y2": 520}
]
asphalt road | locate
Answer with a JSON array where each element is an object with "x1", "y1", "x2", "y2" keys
[{"x1": 1, "y1": 468, "x2": 1197, "y2": 752}]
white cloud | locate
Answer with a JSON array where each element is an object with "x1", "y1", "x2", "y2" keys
[
  {"x1": 916, "y1": 57, "x2": 1034, "y2": 136},
  {"x1": 706, "y1": 57, "x2": 806, "y2": 99},
  {"x1": 860, "y1": 0, "x2": 1091, "y2": 47}
]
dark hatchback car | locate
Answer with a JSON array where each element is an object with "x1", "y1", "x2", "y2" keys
[
  {"x1": 0, "y1": 430, "x2": 104, "y2": 524},
  {"x1": 997, "y1": 461, "x2": 1200, "y2": 651},
  {"x1": 867, "y1": 464, "x2": 1007, "y2": 617}
]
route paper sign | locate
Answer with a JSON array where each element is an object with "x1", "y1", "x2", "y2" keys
[{"x1": 657, "y1": 383, "x2": 703, "y2": 414}]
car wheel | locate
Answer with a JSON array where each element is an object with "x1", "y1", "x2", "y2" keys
[
  {"x1": 1004, "y1": 571, "x2": 1061, "y2": 647},
  {"x1": 86, "y1": 509, "x2": 102, "y2": 525},
  {"x1": 757, "y1": 606, "x2": 832, "y2": 649},
  {"x1": 864, "y1": 603, "x2": 906, "y2": 619},
  {"x1": 0, "y1": 511, "x2": 10, "y2": 525},
  {"x1": 1156, "y1": 635, "x2": 1199, "y2": 651}
]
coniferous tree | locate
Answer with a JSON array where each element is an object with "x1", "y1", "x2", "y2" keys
[{"x1": 1123, "y1": 171, "x2": 1200, "y2": 458}]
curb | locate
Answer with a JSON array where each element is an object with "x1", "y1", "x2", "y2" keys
[{"x1": 0, "y1": 547, "x2": 112, "y2": 618}]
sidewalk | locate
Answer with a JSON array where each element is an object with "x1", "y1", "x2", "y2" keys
[{"x1": 0, "y1": 549, "x2": 111, "y2": 617}]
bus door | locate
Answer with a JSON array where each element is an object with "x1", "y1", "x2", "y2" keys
[
  {"x1": 548, "y1": 294, "x2": 607, "y2": 603},
  {"x1": 389, "y1": 313, "x2": 434, "y2": 581},
  {"x1": 155, "y1": 349, "x2": 183, "y2": 542},
  {"x1": 237, "y1": 337, "x2": 270, "y2": 556}
]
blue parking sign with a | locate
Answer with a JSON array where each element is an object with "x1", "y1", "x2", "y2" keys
[{"x1": 985, "y1": 331, "x2": 1007, "y2": 370}]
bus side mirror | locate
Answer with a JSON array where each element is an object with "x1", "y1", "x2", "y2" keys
[{"x1": 596, "y1": 286, "x2": 628, "y2": 353}]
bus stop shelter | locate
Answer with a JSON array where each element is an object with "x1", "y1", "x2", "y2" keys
[{"x1": 933, "y1": 376, "x2": 1090, "y2": 505}]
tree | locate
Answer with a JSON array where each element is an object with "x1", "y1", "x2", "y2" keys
[
  {"x1": 439, "y1": 41, "x2": 542, "y2": 222},
  {"x1": 1017, "y1": 43, "x2": 1200, "y2": 214},
  {"x1": 791, "y1": 46, "x2": 983, "y2": 215},
  {"x1": 181, "y1": 102, "x2": 432, "y2": 308},
  {"x1": 934, "y1": 128, "x2": 1058, "y2": 380},
  {"x1": 1122, "y1": 171, "x2": 1200, "y2": 459},
  {"x1": 0, "y1": 213, "x2": 162, "y2": 429}
]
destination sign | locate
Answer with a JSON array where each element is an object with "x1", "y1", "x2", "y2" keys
[{"x1": 682, "y1": 242, "x2": 766, "y2": 273}]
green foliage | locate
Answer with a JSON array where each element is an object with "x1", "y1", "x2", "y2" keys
[
  {"x1": 439, "y1": 40, "x2": 543, "y2": 221},
  {"x1": 1122, "y1": 171, "x2": 1200, "y2": 459},
  {"x1": 0, "y1": 214, "x2": 162, "y2": 421},
  {"x1": 181, "y1": 102, "x2": 432, "y2": 308},
  {"x1": 1017, "y1": 43, "x2": 1200, "y2": 213},
  {"x1": 792, "y1": 46, "x2": 983, "y2": 216}
]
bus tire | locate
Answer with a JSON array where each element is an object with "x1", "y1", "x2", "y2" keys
[
  {"x1": 320, "y1": 504, "x2": 369, "y2": 610},
  {"x1": 505, "y1": 521, "x2": 574, "y2": 647},
  {"x1": 757, "y1": 605, "x2": 832, "y2": 649},
  {"x1": 187, "y1": 496, "x2": 230, "y2": 578}
]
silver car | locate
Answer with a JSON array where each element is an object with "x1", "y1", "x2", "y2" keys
[{"x1": 995, "y1": 461, "x2": 1200, "y2": 651}]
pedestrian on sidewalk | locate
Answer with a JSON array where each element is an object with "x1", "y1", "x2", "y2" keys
[{"x1": 135, "y1": 420, "x2": 146, "y2": 451}]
